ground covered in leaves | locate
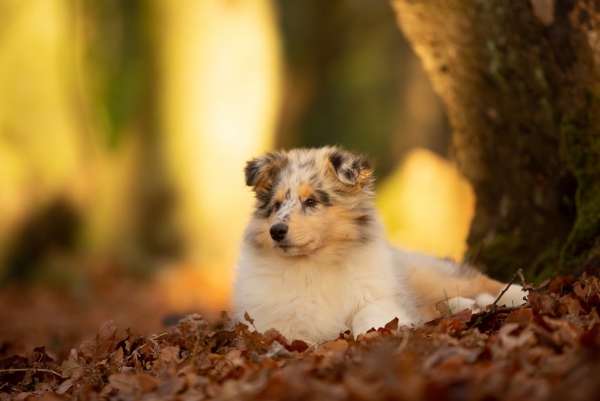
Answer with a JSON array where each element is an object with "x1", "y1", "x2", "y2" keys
[{"x1": 3, "y1": 272, "x2": 600, "y2": 400}]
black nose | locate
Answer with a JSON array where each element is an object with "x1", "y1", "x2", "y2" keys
[{"x1": 270, "y1": 223, "x2": 288, "y2": 241}]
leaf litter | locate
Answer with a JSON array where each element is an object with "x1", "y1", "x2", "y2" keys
[{"x1": 3, "y1": 271, "x2": 600, "y2": 400}]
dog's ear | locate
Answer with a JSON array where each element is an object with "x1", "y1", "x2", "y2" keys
[
  {"x1": 328, "y1": 148, "x2": 374, "y2": 187},
  {"x1": 245, "y1": 151, "x2": 287, "y2": 190}
]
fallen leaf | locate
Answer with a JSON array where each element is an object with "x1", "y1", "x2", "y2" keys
[
  {"x1": 137, "y1": 372, "x2": 160, "y2": 393},
  {"x1": 498, "y1": 322, "x2": 535, "y2": 350},
  {"x1": 266, "y1": 341, "x2": 294, "y2": 359},
  {"x1": 315, "y1": 339, "x2": 348, "y2": 356},
  {"x1": 573, "y1": 274, "x2": 600, "y2": 301},
  {"x1": 108, "y1": 372, "x2": 137, "y2": 396},
  {"x1": 288, "y1": 340, "x2": 309, "y2": 353},
  {"x1": 435, "y1": 300, "x2": 451, "y2": 318},
  {"x1": 528, "y1": 291, "x2": 557, "y2": 315},
  {"x1": 92, "y1": 320, "x2": 118, "y2": 363},
  {"x1": 60, "y1": 349, "x2": 85, "y2": 379},
  {"x1": 504, "y1": 308, "x2": 534, "y2": 328},
  {"x1": 55, "y1": 379, "x2": 74, "y2": 395},
  {"x1": 385, "y1": 317, "x2": 399, "y2": 331},
  {"x1": 159, "y1": 346, "x2": 181, "y2": 364}
]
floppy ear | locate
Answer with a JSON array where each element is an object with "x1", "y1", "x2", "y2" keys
[
  {"x1": 328, "y1": 148, "x2": 374, "y2": 187},
  {"x1": 244, "y1": 151, "x2": 287, "y2": 190}
]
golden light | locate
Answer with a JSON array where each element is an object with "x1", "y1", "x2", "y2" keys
[
  {"x1": 377, "y1": 148, "x2": 475, "y2": 261},
  {"x1": 0, "y1": 0, "x2": 85, "y2": 268},
  {"x1": 154, "y1": 0, "x2": 282, "y2": 309}
]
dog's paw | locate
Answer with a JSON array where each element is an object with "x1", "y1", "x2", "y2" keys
[
  {"x1": 475, "y1": 284, "x2": 528, "y2": 309},
  {"x1": 444, "y1": 296, "x2": 482, "y2": 314},
  {"x1": 496, "y1": 284, "x2": 528, "y2": 307}
]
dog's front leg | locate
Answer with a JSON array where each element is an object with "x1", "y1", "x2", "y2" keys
[{"x1": 351, "y1": 298, "x2": 413, "y2": 336}]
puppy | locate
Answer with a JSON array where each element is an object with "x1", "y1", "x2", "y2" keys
[{"x1": 234, "y1": 146, "x2": 526, "y2": 343}]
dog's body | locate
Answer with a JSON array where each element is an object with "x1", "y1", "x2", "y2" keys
[{"x1": 234, "y1": 147, "x2": 526, "y2": 343}]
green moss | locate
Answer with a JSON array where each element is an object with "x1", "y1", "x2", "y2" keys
[
  {"x1": 529, "y1": 246, "x2": 561, "y2": 285},
  {"x1": 474, "y1": 232, "x2": 561, "y2": 283},
  {"x1": 471, "y1": 234, "x2": 529, "y2": 281},
  {"x1": 534, "y1": 67, "x2": 549, "y2": 91},
  {"x1": 559, "y1": 91, "x2": 600, "y2": 272},
  {"x1": 485, "y1": 40, "x2": 508, "y2": 91}
]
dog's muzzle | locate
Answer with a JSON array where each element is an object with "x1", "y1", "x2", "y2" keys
[{"x1": 270, "y1": 223, "x2": 288, "y2": 242}]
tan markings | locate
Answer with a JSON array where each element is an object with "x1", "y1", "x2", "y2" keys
[
  {"x1": 274, "y1": 189, "x2": 285, "y2": 203},
  {"x1": 254, "y1": 178, "x2": 273, "y2": 192},
  {"x1": 253, "y1": 157, "x2": 286, "y2": 191},
  {"x1": 298, "y1": 184, "x2": 313, "y2": 199},
  {"x1": 357, "y1": 167, "x2": 374, "y2": 185},
  {"x1": 326, "y1": 160, "x2": 338, "y2": 178}
]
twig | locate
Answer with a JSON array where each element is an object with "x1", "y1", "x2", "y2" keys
[
  {"x1": 190, "y1": 336, "x2": 202, "y2": 367},
  {"x1": 443, "y1": 288, "x2": 453, "y2": 316},
  {"x1": 0, "y1": 368, "x2": 62, "y2": 377},
  {"x1": 491, "y1": 268, "x2": 523, "y2": 309},
  {"x1": 516, "y1": 269, "x2": 526, "y2": 287}
]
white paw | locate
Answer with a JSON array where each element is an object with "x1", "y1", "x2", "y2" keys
[
  {"x1": 495, "y1": 284, "x2": 528, "y2": 307},
  {"x1": 445, "y1": 296, "x2": 481, "y2": 314},
  {"x1": 475, "y1": 285, "x2": 528, "y2": 309}
]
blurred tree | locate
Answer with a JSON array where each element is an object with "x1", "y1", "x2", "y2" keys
[
  {"x1": 391, "y1": 0, "x2": 600, "y2": 281},
  {"x1": 75, "y1": 0, "x2": 180, "y2": 273},
  {"x1": 274, "y1": 0, "x2": 450, "y2": 177},
  {"x1": 77, "y1": 0, "x2": 150, "y2": 149},
  {"x1": 155, "y1": 0, "x2": 281, "y2": 269},
  {"x1": 0, "y1": 0, "x2": 86, "y2": 280},
  {"x1": 0, "y1": 0, "x2": 281, "y2": 285}
]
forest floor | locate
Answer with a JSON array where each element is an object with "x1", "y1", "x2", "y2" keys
[{"x1": 2, "y1": 268, "x2": 600, "y2": 400}]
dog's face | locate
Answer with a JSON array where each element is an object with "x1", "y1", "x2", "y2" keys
[{"x1": 244, "y1": 147, "x2": 378, "y2": 257}]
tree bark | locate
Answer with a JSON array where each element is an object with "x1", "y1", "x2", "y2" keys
[{"x1": 390, "y1": 0, "x2": 600, "y2": 281}]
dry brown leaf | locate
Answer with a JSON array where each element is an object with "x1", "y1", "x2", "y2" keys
[
  {"x1": 288, "y1": 340, "x2": 309, "y2": 353},
  {"x1": 498, "y1": 322, "x2": 536, "y2": 350},
  {"x1": 385, "y1": 317, "x2": 399, "y2": 331},
  {"x1": 107, "y1": 346, "x2": 124, "y2": 374},
  {"x1": 92, "y1": 320, "x2": 118, "y2": 363},
  {"x1": 137, "y1": 372, "x2": 160, "y2": 393},
  {"x1": 541, "y1": 316, "x2": 579, "y2": 346},
  {"x1": 159, "y1": 346, "x2": 182, "y2": 365},
  {"x1": 266, "y1": 341, "x2": 294, "y2": 359},
  {"x1": 262, "y1": 328, "x2": 288, "y2": 347},
  {"x1": 107, "y1": 372, "x2": 137, "y2": 396},
  {"x1": 5, "y1": 271, "x2": 600, "y2": 401},
  {"x1": 60, "y1": 349, "x2": 85, "y2": 379},
  {"x1": 448, "y1": 308, "x2": 473, "y2": 324},
  {"x1": 547, "y1": 276, "x2": 576, "y2": 294},
  {"x1": 528, "y1": 291, "x2": 557, "y2": 315},
  {"x1": 504, "y1": 307, "x2": 534, "y2": 328},
  {"x1": 435, "y1": 300, "x2": 452, "y2": 318},
  {"x1": 54, "y1": 378, "x2": 74, "y2": 395},
  {"x1": 573, "y1": 274, "x2": 600, "y2": 301},
  {"x1": 315, "y1": 339, "x2": 348, "y2": 356}
]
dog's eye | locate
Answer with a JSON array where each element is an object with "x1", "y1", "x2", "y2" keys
[
  {"x1": 274, "y1": 201, "x2": 282, "y2": 211},
  {"x1": 304, "y1": 197, "x2": 317, "y2": 207}
]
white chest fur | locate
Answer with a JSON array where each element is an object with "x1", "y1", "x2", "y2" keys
[{"x1": 234, "y1": 241, "x2": 417, "y2": 343}]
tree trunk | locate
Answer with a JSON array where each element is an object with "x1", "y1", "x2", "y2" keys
[{"x1": 390, "y1": 0, "x2": 600, "y2": 281}]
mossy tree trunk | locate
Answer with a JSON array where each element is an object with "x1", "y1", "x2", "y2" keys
[{"x1": 391, "y1": 0, "x2": 600, "y2": 281}]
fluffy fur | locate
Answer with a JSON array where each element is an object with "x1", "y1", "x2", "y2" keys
[{"x1": 234, "y1": 146, "x2": 527, "y2": 343}]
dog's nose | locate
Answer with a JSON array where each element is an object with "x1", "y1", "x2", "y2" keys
[{"x1": 270, "y1": 223, "x2": 288, "y2": 241}]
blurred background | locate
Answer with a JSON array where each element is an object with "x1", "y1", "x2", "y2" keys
[{"x1": 0, "y1": 0, "x2": 474, "y2": 350}]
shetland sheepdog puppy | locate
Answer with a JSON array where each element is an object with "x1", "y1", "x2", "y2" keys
[{"x1": 234, "y1": 146, "x2": 527, "y2": 343}]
